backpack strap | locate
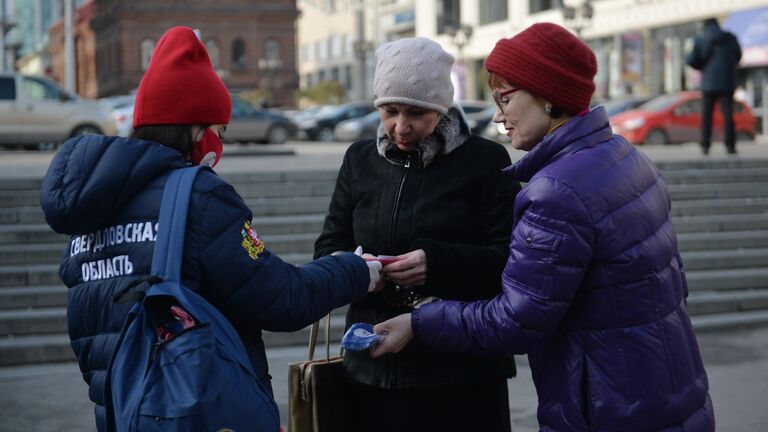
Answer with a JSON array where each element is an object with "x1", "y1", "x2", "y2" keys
[{"x1": 151, "y1": 166, "x2": 203, "y2": 282}]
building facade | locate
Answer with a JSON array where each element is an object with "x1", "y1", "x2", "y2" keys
[
  {"x1": 48, "y1": 0, "x2": 300, "y2": 105},
  {"x1": 416, "y1": 0, "x2": 768, "y2": 106},
  {"x1": 297, "y1": 0, "x2": 415, "y2": 104}
]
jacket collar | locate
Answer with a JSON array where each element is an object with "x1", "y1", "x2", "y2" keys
[
  {"x1": 376, "y1": 104, "x2": 471, "y2": 167},
  {"x1": 503, "y1": 106, "x2": 613, "y2": 182}
]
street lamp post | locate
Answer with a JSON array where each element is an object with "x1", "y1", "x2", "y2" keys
[
  {"x1": 560, "y1": 0, "x2": 594, "y2": 37},
  {"x1": 445, "y1": 23, "x2": 473, "y2": 101}
]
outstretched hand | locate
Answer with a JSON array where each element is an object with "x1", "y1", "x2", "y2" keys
[
  {"x1": 355, "y1": 246, "x2": 383, "y2": 292},
  {"x1": 383, "y1": 249, "x2": 427, "y2": 286},
  {"x1": 370, "y1": 313, "x2": 414, "y2": 358}
]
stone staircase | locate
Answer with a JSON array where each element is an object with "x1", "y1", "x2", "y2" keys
[{"x1": 2, "y1": 159, "x2": 768, "y2": 366}]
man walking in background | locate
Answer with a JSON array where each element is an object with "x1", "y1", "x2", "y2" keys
[{"x1": 687, "y1": 18, "x2": 742, "y2": 155}]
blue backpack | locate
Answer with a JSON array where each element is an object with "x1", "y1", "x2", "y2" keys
[{"x1": 105, "y1": 166, "x2": 280, "y2": 431}]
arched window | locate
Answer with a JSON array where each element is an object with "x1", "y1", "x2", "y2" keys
[
  {"x1": 205, "y1": 39, "x2": 220, "y2": 69},
  {"x1": 232, "y1": 38, "x2": 246, "y2": 69},
  {"x1": 140, "y1": 38, "x2": 155, "y2": 70}
]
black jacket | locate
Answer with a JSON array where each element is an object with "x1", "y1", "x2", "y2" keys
[
  {"x1": 315, "y1": 109, "x2": 521, "y2": 388},
  {"x1": 687, "y1": 21, "x2": 742, "y2": 93}
]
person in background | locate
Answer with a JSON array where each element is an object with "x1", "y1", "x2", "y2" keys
[
  {"x1": 39, "y1": 26, "x2": 381, "y2": 432},
  {"x1": 372, "y1": 23, "x2": 714, "y2": 431},
  {"x1": 314, "y1": 37, "x2": 521, "y2": 432},
  {"x1": 687, "y1": 17, "x2": 742, "y2": 155}
]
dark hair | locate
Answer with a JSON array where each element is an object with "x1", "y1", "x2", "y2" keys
[
  {"x1": 488, "y1": 72, "x2": 567, "y2": 119},
  {"x1": 130, "y1": 124, "x2": 207, "y2": 156}
]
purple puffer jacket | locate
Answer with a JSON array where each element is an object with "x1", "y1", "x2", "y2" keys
[{"x1": 413, "y1": 107, "x2": 713, "y2": 431}]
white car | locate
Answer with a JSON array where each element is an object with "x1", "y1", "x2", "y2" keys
[
  {"x1": 100, "y1": 95, "x2": 135, "y2": 137},
  {"x1": 0, "y1": 73, "x2": 117, "y2": 149}
]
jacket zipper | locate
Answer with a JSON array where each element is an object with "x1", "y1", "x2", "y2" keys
[
  {"x1": 388, "y1": 154, "x2": 410, "y2": 389},
  {"x1": 150, "y1": 322, "x2": 210, "y2": 362},
  {"x1": 388, "y1": 154, "x2": 411, "y2": 250}
]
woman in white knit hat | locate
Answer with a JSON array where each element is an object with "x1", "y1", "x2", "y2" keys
[{"x1": 314, "y1": 37, "x2": 521, "y2": 431}]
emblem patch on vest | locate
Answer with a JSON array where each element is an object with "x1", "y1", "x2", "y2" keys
[{"x1": 240, "y1": 221, "x2": 265, "y2": 260}]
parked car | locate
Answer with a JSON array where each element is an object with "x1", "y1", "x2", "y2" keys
[
  {"x1": 334, "y1": 110, "x2": 380, "y2": 141},
  {"x1": 459, "y1": 101, "x2": 494, "y2": 135},
  {"x1": 601, "y1": 95, "x2": 653, "y2": 117},
  {"x1": 0, "y1": 73, "x2": 117, "y2": 148},
  {"x1": 99, "y1": 94, "x2": 135, "y2": 137},
  {"x1": 301, "y1": 101, "x2": 376, "y2": 141},
  {"x1": 611, "y1": 91, "x2": 756, "y2": 145},
  {"x1": 223, "y1": 95, "x2": 298, "y2": 144}
]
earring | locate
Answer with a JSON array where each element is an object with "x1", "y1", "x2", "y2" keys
[{"x1": 544, "y1": 104, "x2": 552, "y2": 114}]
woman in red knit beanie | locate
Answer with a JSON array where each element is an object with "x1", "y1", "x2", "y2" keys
[{"x1": 372, "y1": 22, "x2": 714, "y2": 431}]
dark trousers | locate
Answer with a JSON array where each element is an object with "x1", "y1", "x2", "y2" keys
[
  {"x1": 343, "y1": 377, "x2": 512, "y2": 432},
  {"x1": 701, "y1": 90, "x2": 736, "y2": 152}
]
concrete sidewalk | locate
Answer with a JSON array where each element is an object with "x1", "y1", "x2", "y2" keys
[{"x1": 1, "y1": 326, "x2": 767, "y2": 431}]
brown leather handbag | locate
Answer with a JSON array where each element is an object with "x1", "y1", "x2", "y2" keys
[{"x1": 288, "y1": 314, "x2": 349, "y2": 432}]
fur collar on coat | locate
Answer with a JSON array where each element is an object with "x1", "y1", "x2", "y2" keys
[{"x1": 376, "y1": 104, "x2": 471, "y2": 167}]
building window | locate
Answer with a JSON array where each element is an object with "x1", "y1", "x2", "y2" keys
[
  {"x1": 318, "y1": 39, "x2": 328, "y2": 61},
  {"x1": 331, "y1": 66, "x2": 339, "y2": 83},
  {"x1": 140, "y1": 38, "x2": 155, "y2": 71},
  {"x1": 265, "y1": 39, "x2": 281, "y2": 62},
  {"x1": 344, "y1": 64, "x2": 352, "y2": 90},
  {"x1": 331, "y1": 34, "x2": 341, "y2": 58},
  {"x1": 479, "y1": 0, "x2": 507, "y2": 25},
  {"x1": 205, "y1": 39, "x2": 221, "y2": 69},
  {"x1": 232, "y1": 38, "x2": 246, "y2": 69},
  {"x1": 529, "y1": 0, "x2": 557, "y2": 14},
  {"x1": 341, "y1": 34, "x2": 349, "y2": 56},
  {"x1": 305, "y1": 73, "x2": 314, "y2": 88},
  {"x1": 318, "y1": 69, "x2": 326, "y2": 83},
  {"x1": 437, "y1": 0, "x2": 461, "y2": 34}
]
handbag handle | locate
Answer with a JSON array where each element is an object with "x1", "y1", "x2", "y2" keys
[{"x1": 307, "y1": 314, "x2": 334, "y2": 362}]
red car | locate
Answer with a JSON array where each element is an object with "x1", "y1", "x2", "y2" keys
[{"x1": 610, "y1": 91, "x2": 755, "y2": 145}]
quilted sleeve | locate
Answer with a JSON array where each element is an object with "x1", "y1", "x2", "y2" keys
[{"x1": 413, "y1": 177, "x2": 595, "y2": 355}]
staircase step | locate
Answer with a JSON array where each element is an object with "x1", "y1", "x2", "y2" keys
[
  {"x1": 655, "y1": 158, "x2": 768, "y2": 171},
  {"x1": 677, "y1": 230, "x2": 768, "y2": 251},
  {"x1": 671, "y1": 197, "x2": 768, "y2": 217},
  {"x1": 0, "y1": 307, "x2": 68, "y2": 336},
  {"x1": 662, "y1": 167, "x2": 768, "y2": 184},
  {"x1": 681, "y1": 248, "x2": 768, "y2": 271},
  {"x1": 668, "y1": 182, "x2": 768, "y2": 200},
  {"x1": 0, "y1": 264, "x2": 61, "y2": 287},
  {"x1": 0, "y1": 243, "x2": 66, "y2": 265},
  {"x1": 687, "y1": 290, "x2": 768, "y2": 316},
  {"x1": 690, "y1": 309, "x2": 768, "y2": 332},
  {"x1": 0, "y1": 333, "x2": 74, "y2": 366},
  {"x1": 673, "y1": 213, "x2": 768, "y2": 233},
  {"x1": 686, "y1": 267, "x2": 768, "y2": 291},
  {"x1": 0, "y1": 285, "x2": 67, "y2": 309},
  {"x1": 0, "y1": 224, "x2": 67, "y2": 244}
]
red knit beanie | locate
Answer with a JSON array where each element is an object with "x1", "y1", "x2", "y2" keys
[
  {"x1": 485, "y1": 23, "x2": 597, "y2": 115},
  {"x1": 133, "y1": 26, "x2": 232, "y2": 128}
]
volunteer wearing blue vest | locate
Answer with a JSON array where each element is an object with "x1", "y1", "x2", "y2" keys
[{"x1": 40, "y1": 26, "x2": 381, "y2": 432}]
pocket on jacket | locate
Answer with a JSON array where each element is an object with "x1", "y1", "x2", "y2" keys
[{"x1": 514, "y1": 218, "x2": 564, "y2": 252}]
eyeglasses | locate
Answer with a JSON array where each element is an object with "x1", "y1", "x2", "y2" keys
[{"x1": 492, "y1": 88, "x2": 521, "y2": 113}]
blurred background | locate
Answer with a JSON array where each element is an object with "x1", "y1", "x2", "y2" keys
[{"x1": 1, "y1": 0, "x2": 767, "y2": 148}]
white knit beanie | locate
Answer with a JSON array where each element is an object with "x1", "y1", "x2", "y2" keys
[{"x1": 373, "y1": 37, "x2": 455, "y2": 114}]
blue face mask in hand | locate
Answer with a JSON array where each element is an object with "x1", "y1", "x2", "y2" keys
[{"x1": 340, "y1": 323, "x2": 382, "y2": 351}]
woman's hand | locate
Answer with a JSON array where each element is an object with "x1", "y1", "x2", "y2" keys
[
  {"x1": 383, "y1": 249, "x2": 427, "y2": 286},
  {"x1": 370, "y1": 313, "x2": 414, "y2": 358}
]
